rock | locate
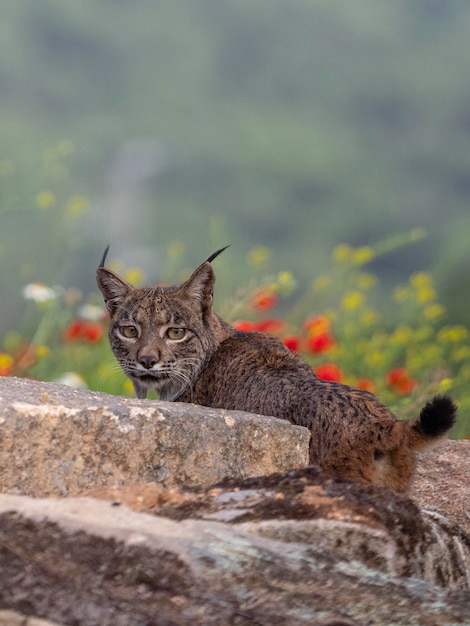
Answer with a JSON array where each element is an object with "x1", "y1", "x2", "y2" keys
[
  {"x1": 0, "y1": 611, "x2": 61, "y2": 626},
  {"x1": 1, "y1": 376, "x2": 469, "y2": 624},
  {"x1": 82, "y1": 465, "x2": 470, "y2": 591},
  {"x1": 0, "y1": 377, "x2": 309, "y2": 496},
  {"x1": 0, "y1": 469, "x2": 469, "y2": 625},
  {"x1": 410, "y1": 439, "x2": 470, "y2": 534}
]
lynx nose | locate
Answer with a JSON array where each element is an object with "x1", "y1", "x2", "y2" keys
[{"x1": 138, "y1": 354, "x2": 158, "y2": 370}]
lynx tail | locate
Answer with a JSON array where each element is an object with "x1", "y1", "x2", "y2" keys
[{"x1": 408, "y1": 394, "x2": 457, "y2": 450}]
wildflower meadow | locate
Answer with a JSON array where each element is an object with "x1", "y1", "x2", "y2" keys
[{"x1": 2, "y1": 226, "x2": 470, "y2": 439}]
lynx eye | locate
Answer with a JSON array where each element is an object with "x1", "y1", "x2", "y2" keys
[
  {"x1": 120, "y1": 325, "x2": 138, "y2": 339},
  {"x1": 166, "y1": 327, "x2": 187, "y2": 341}
]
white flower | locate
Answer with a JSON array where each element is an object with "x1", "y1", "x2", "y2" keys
[
  {"x1": 55, "y1": 372, "x2": 87, "y2": 389},
  {"x1": 22, "y1": 282, "x2": 58, "y2": 303},
  {"x1": 78, "y1": 303, "x2": 105, "y2": 321}
]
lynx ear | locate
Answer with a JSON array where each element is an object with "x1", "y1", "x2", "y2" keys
[
  {"x1": 179, "y1": 262, "x2": 215, "y2": 312},
  {"x1": 179, "y1": 245, "x2": 227, "y2": 311},
  {"x1": 96, "y1": 267, "x2": 134, "y2": 316}
]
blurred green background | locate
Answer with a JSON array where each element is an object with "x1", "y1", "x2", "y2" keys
[{"x1": 1, "y1": 0, "x2": 470, "y2": 339}]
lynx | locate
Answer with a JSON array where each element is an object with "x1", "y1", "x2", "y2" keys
[{"x1": 96, "y1": 246, "x2": 456, "y2": 491}]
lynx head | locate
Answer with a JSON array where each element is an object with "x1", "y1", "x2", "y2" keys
[{"x1": 96, "y1": 246, "x2": 229, "y2": 400}]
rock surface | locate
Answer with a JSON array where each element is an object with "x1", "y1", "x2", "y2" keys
[
  {"x1": 0, "y1": 469, "x2": 469, "y2": 625},
  {"x1": 0, "y1": 377, "x2": 309, "y2": 496},
  {"x1": 0, "y1": 376, "x2": 469, "y2": 625},
  {"x1": 410, "y1": 439, "x2": 470, "y2": 534}
]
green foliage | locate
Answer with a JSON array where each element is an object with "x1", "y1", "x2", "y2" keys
[
  {"x1": 2, "y1": 233, "x2": 469, "y2": 438},
  {"x1": 1, "y1": 2, "x2": 470, "y2": 326},
  {"x1": 1, "y1": 3, "x2": 470, "y2": 437}
]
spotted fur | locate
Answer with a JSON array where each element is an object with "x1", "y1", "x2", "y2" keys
[{"x1": 97, "y1": 249, "x2": 457, "y2": 492}]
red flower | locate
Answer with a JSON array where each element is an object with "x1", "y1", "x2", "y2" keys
[
  {"x1": 233, "y1": 318, "x2": 286, "y2": 335},
  {"x1": 256, "y1": 318, "x2": 286, "y2": 334},
  {"x1": 306, "y1": 332, "x2": 336, "y2": 354},
  {"x1": 304, "y1": 315, "x2": 331, "y2": 335},
  {"x1": 63, "y1": 320, "x2": 83, "y2": 341},
  {"x1": 314, "y1": 363, "x2": 343, "y2": 382},
  {"x1": 283, "y1": 335, "x2": 300, "y2": 352},
  {"x1": 251, "y1": 289, "x2": 279, "y2": 311},
  {"x1": 83, "y1": 322, "x2": 103, "y2": 342},
  {"x1": 356, "y1": 378, "x2": 376, "y2": 393},
  {"x1": 386, "y1": 368, "x2": 417, "y2": 395},
  {"x1": 63, "y1": 319, "x2": 104, "y2": 343},
  {"x1": 233, "y1": 320, "x2": 258, "y2": 332}
]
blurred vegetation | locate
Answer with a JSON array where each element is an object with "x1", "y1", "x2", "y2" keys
[
  {"x1": 4, "y1": 233, "x2": 470, "y2": 437},
  {"x1": 1, "y1": 1, "x2": 470, "y2": 426}
]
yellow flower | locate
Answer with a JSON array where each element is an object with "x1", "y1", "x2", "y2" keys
[
  {"x1": 35, "y1": 345, "x2": 50, "y2": 358},
  {"x1": 276, "y1": 271, "x2": 297, "y2": 295},
  {"x1": 351, "y1": 246, "x2": 375, "y2": 265},
  {"x1": 356, "y1": 339, "x2": 369, "y2": 353},
  {"x1": 125, "y1": 268, "x2": 145, "y2": 286},
  {"x1": 424, "y1": 304, "x2": 445, "y2": 322},
  {"x1": 414, "y1": 325, "x2": 433, "y2": 342},
  {"x1": 342, "y1": 291, "x2": 364, "y2": 311},
  {"x1": 360, "y1": 309, "x2": 379, "y2": 326},
  {"x1": 123, "y1": 379, "x2": 135, "y2": 394},
  {"x1": 437, "y1": 378, "x2": 453, "y2": 393},
  {"x1": 394, "y1": 286, "x2": 411, "y2": 303},
  {"x1": 332, "y1": 244, "x2": 353, "y2": 263},
  {"x1": 357, "y1": 273, "x2": 377, "y2": 290},
  {"x1": 437, "y1": 326, "x2": 469, "y2": 343},
  {"x1": 312, "y1": 275, "x2": 331, "y2": 291},
  {"x1": 410, "y1": 272, "x2": 432, "y2": 290},
  {"x1": 0, "y1": 353, "x2": 13, "y2": 369},
  {"x1": 409, "y1": 345, "x2": 442, "y2": 369},
  {"x1": 416, "y1": 286, "x2": 436, "y2": 304},
  {"x1": 36, "y1": 191, "x2": 56, "y2": 210},
  {"x1": 390, "y1": 325, "x2": 413, "y2": 345},
  {"x1": 65, "y1": 195, "x2": 89, "y2": 217},
  {"x1": 421, "y1": 345, "x2": 443, "y2": 363},
  {"x1": 247, "y1": 246, "x2": 271, "y2": 266},
  {"x1": 365, "y1": 351, "x2": 386, "y2": 368},
  {"x1": 451, "y1": 346, "x2": 470, "y2": 362},
  {"x1": 437, "y1": 378, "x2": 454, "y2": 393}
]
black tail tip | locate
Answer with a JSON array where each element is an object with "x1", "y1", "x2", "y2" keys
[{"x1": 419, "y1": 394, "x2": 457, "y2": 438}]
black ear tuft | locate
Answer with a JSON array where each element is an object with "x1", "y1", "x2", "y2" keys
[
  {"x1": 205, "y1": 246, "x2": 229, "y2": 264},
  {"x1": 99, "y1": 245, "x2": 111, "y2": 268}
]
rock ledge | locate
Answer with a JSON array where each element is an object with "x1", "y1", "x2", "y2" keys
[{"x1": 0, "y1": 377, "x2": 309, "y2": 496}]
